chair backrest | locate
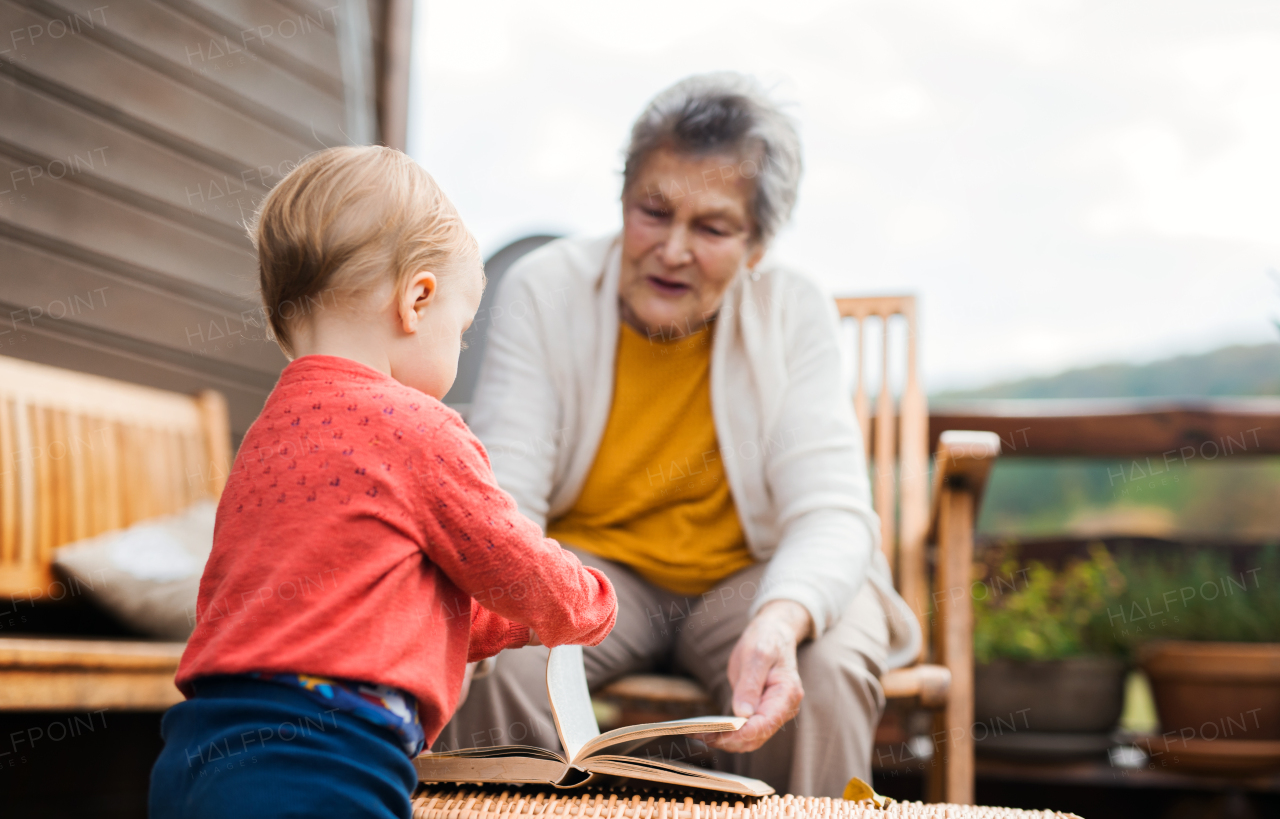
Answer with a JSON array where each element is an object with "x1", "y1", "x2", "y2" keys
[
  {"x1": 444, "y1": 234, "x2": 561, "y2": 410},
  {"x1": 0, "y1": 355, "x2": 230, "y2": 596},
  {"x1": 835, "y1": 296, "x2": 929, "y2": 642}
]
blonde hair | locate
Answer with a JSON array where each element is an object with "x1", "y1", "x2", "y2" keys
[{"x1": 252, "y1": 145, "x2": 480, "y2": 356}]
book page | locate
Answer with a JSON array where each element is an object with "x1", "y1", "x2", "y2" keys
[
  {"x1": 546, "y1": 645, "x2": 601, "y2": 764},
  {"x1": 577, "y1": 715, "x2": 746, "y2": 761},
  {"x1": 423, "y1": 746, "x2": 564, "y2": 760},
  {"x1": 583, "y1": 756, "x2": 774, "y2": 797},
  {"x1": 414, "y1": 754, "x2": 569, "y2": 785}
]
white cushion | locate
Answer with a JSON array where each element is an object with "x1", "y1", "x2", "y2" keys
[{"x1": 54, "y1": 500, "x2": 216, "y2": 640}]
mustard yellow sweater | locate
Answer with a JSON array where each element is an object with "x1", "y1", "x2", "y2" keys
[{"x1": 546, "y1": 321, "x2": 754, "y2": 595}]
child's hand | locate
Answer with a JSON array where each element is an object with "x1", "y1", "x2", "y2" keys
[{"x1": 526, "y1": 629, "x2": 542, "y2": 647}]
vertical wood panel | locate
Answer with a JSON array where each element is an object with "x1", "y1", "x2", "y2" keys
[
  {"x1": 49, "y1": 409, "x2": 73, "y2": 549},
  {"x1": 32, "y1": 406, "x2": 54, "y2": 564},
  {"x1": 100, "y1": 422, "x2": 122, "y2": 532},
  {"x1": 197, "y1": 390, "x2": 231, "y2": 495},
  {"x1": 379, "y1": 0, "x2": 411, "y2": 151},
  {"x1": 67, "y1": 413, "x2": 90, "y2": 541},
  {"x1": 15, "y1": 401, "x2": 36, "y2": 566},
  {"x1": 0, "y1": 398, "x2": 15, "y2": 563}
]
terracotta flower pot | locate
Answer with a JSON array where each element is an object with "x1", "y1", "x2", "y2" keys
[
  {"x1": 1140, "y1": 641, "x2": 1280, "y2": 741},
  {"x1": 975, "y1": 656, "x2": 1127, "y2": 733}
]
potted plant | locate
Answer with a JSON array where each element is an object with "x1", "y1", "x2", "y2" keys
[
  {"x1": 971, "y1": 543, "x2": 1129, "y2": 754},
  {"x1": 1115, "y1": 546, "x2": 1280, "y2": 768}
]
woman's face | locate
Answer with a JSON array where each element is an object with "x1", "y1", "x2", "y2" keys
[{"x1": 618, "y1": 148, "x2": 765, "y2": 339}]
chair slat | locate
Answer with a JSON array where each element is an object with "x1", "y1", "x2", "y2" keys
[
  {"x1": 835, "y1": 296, "x2": 925, "y2": 590},
  {"x1": 853, "y1": 319, "x2": 870, "y2": 458},
  {"x1": 897, "y1": 300, "x2": 929, "y2": 659},
  {"x1": 873, "y1": 316, "x2": 897, "y2": 573}
]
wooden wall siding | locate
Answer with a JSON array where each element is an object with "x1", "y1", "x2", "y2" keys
[{"x1": 0, "y1": 0, "x2": 400, "y2": 446}]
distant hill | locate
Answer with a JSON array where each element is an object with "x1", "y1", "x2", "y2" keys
[{"x1": 934, "y1": 343, "x2": 1280, "y2": 401}]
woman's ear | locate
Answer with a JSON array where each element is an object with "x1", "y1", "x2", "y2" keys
[
  {"x1": 745, "y1": 241, "x2": 766, "y2": 271},
  {"x1": 398, "y1": 270, "x2": 438, "y2": 335}
]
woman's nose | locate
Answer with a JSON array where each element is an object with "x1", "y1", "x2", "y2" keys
[{"x1": 659, "y1": 223, "x2": 694, "y2": 267}]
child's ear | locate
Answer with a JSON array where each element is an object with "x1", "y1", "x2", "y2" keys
[{"x1": 398, "y1": 270, "x2": 438, "y2": 335}]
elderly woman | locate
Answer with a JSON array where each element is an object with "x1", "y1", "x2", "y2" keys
[{"x1": 438, "y1": 73, "x2": 918, "y2": 796}]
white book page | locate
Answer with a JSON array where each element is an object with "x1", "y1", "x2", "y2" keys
[
  {"x1": 578, "y1": 715, "x2": 745, "y2": 760},
  {"x1": 546, "y1": 645, "x2": 601, "y2": 764},
  {"x1": 583, "y1": 757, "x2": 774, "y2": 797}
]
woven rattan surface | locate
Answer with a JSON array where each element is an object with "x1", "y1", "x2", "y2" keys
[{"x1": 412, "y1": 787, "x2": 1082, "y2": 819}]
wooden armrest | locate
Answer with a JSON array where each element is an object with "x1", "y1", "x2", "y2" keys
[
  {"x1": 881, "y1": 664, "x2": 950, "y2": 708},
  {"x1": 601, "y1": 665, "x2": 954, "y2": 710},
  {"x1": 927, "y1": 431, "x2": 1001, "y2": 542}
]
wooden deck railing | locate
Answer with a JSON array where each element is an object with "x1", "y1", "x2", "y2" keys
[{"x1": 926, "y1": 397, "x2": 1280, "y2": 458}]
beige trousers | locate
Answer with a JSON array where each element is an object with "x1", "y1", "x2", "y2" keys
[{"x1": 436, "y1": 548, "x2": 889, "y2": 797}]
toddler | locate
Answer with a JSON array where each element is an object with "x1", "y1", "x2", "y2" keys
[{"x1": 149, "y1": 146, "x2": 617, "y2": 819}]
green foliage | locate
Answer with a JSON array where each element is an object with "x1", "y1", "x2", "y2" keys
[
  {"x1": 973, "y1": 543, "x2": 1126, "y2": 664},
  {"x1": 975, "y1": 457, "x2": 1280, "y2": 541},
  {"x1": 974, "y1": 543, "x2": 1280, "y2": 664},
  {"x1": 1105, "y1": 544, "x2": 1280, "y2": 651}
]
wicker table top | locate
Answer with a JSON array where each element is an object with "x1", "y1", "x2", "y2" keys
[{"x1": 412, "y1": 787, "x2": 1083, "y2": 819}]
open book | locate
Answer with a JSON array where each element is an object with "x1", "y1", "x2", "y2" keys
[{"x1": 415, "y1": 646, "x2": 774, "y2": 797}]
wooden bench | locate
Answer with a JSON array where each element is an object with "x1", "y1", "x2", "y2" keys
[
  {"x1": 0, "y1": 354, "x2": 229, "y2": 710},
  {"x1": 595, "y1": 296, "x2": 1000, "y2": 804},
  {"x1": 0, "y1": 637, "x2": 185, "y2": 710}
]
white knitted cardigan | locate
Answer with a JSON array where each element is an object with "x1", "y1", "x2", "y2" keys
[{"x1": 468, "y1": 234, "x2": 920, "y2": 668}]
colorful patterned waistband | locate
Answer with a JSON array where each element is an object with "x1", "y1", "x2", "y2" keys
[{"x1": 248, "y1": 672, "x2": 425, "y2": 757}]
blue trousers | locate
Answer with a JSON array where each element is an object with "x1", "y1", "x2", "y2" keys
[{"x1": 150, "y1": 676, "x2": 417, "y2": 819}]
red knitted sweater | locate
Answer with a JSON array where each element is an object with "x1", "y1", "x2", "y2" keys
[{"x1": 176, "y1": 355, "x2": 617, "y2": 744}]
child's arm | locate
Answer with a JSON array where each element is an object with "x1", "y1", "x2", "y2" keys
[
  {"x1": 467, "y1": 602, "x2": 530, "y2": 662},
  {"x1": 417, "y1": 415, "x2": 618, "y2": 653}
]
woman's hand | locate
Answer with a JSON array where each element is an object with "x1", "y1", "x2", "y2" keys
[{"x1": 701, "y1": 600, "x2": 812, "y2": 753}]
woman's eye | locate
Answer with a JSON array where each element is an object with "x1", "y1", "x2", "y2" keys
[
  {"x1": 701, "y1": 224, "x2": 729, "y2": 237},
  {"x1": 642, "y1": 206, "x2": 670, "y2": 219}
]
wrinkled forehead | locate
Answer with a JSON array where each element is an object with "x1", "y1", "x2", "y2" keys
[{"x1": 631, "y1": 149, "x2": 758, "y2": 217}]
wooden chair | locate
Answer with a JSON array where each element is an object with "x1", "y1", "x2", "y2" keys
[
  {"x1": 595, "y1": 295, "x2": 1000, "y2": 804},
  {"x1": 0, "y1": 354, "x2": 231, "y2": 710}
]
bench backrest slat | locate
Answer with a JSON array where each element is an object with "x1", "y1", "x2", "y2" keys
[{"x1": 0, "y1": 355, "x2": 230, "y2": 596}]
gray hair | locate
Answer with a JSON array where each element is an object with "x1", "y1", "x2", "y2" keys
[{"x1": 623, "y1": 72, "x2": 802, "y2": 245}]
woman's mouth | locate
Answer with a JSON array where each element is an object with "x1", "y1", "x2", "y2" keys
[{"x1": 646, "y1": 275, "x2": 690, "y2": 296}]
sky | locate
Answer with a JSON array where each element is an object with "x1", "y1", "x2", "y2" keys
[{"x1": 407, "y1": 0, "x2": 1280, "y2": 391}]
